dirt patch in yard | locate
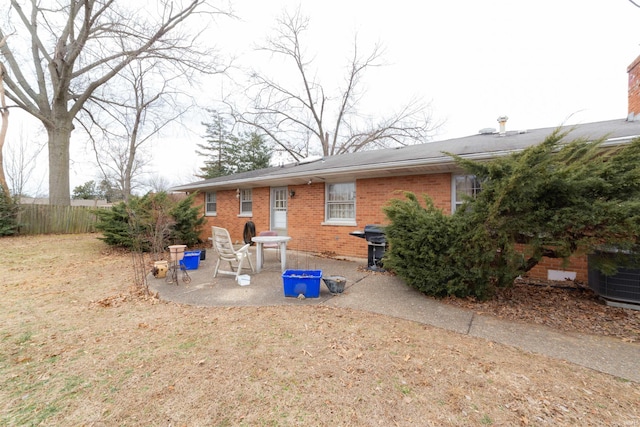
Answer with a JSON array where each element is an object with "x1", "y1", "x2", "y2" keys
[{"x1": 1, "y1": 234, "x2": 638, "y2": 426}]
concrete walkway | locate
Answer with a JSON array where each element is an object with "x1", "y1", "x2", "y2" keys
[{"x1": 149, "y1": 248, "x2": 639, "y2": 383}]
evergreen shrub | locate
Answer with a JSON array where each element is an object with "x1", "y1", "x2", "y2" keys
[
  {"x1": 383, "y1": 192, "x2": 490, "y2": 298},
  {"x1": 0, "y1": 186, "x2": 18, "y2": 236},
  {"x1": 95, "y1": 192, "x2": 205, "y2": 252}
]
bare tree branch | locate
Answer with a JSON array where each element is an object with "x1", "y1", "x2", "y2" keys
[
  {"x1": 0, "y1": 0, "x2": 231, "y2": 204},
  {"x1": 4, "y1": 123, "x2": 46, "y2": 197},
  {"x1": 87, "y1": 59, "x2": 193, "y2": 200},
  {"x1": 230, "y1": 8, "x2": 438, "y2": 161}
]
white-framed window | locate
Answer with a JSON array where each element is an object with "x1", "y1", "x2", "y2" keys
[
  {"x1": 325, "y1": 182, "x2": 356, "y2": 223},
  {"x1": 240, "y1": 189, "x2": 252, "y2": 215},
  {"x1": 452, "y1": 175, "x2": 482, "y2": 212},
  {"x1": 205, "y1": 192, "x2": 217, "y2": 215}
]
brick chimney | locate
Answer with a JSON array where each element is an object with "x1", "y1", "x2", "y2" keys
[{"x1": 627, "y1": 54, "x2": 640, "y2": 119}]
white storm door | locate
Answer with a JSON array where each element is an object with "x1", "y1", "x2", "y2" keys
[{"x1": 271, "y1": 187, "x2": 288, "y2": 231}]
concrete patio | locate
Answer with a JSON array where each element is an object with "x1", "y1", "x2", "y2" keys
[{"x1": 148, "y1": 246, "x2": 640, "y2": 383}]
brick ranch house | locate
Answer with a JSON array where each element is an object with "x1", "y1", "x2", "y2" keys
[{"x1": 171, "y1": 55, "x2": 640, "y2": 284}]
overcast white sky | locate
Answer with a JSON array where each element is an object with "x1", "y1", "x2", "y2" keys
[
  {"x1": 8, "y1": 0, "x2": 640, "y2": 195},
  {"x1": 220, "y1": 0, "x2": 639, "y2": 137}
]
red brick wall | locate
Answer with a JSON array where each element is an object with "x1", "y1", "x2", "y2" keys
[
  {"x1": 527, "y1": 255, "x2": 588, "y2": 282},
  {"x1": 286, "y1": 182, "x2": 327, "y2": 254},
  {"x1": 195, "y1": 172, "x2": 589, "y2": 283},
  {"x1": 628, "y1": 54, "x2": 640, "y2": 116},
  {"x1": 514, "y1": 244, "x2": 588, "y2": 283},
  {"x1": 200, "y1": 188, "x2": 272, "y2": 245},
  {"x1": 196, "y1": 173, "x2": 451, "y2": 257},
  {"x1": 286, "y1": 174, "x2": 452, "y2": 259}
]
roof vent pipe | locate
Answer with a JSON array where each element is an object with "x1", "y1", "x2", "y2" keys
[{"x1": 497, "y1": 115, "x2": 509, "y2": 136}]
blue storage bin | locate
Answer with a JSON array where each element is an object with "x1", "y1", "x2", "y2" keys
[
  {"x1": 179, "y1": 250, "x2": 201, "y2": 270},
  {"x1": 282, "y1": 269, "x2": 322, "y2": 298}
]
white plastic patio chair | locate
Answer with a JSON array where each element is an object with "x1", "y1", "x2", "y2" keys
[{"x1": 211, "y1": 226, "x2": 255, "y2": 279}]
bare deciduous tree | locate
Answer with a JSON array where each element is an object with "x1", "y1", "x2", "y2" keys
[
  {"x1": 0, "y1": 0, "x2": 230, "y2": 205},
  {"x1": 0, "y1": 34, "x2": 12, "y2": 199},
  {"x1": 5, "y1": 123, "x2": 46, "y2": 197},
  {"x1": 145, "y1": 173, "x2": 173, "y2": 194},
  {"x1": 231, "y1": 9, "x2": 438, "y2": 161},
  {"x1": 88, "y1": 60, "x2": 191, "y2": 201}
]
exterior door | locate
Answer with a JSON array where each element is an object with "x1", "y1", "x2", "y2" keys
[{"x1": 270, "y1": 187, "x2": 288, "y2": 233}]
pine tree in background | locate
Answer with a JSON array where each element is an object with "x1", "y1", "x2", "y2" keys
[
  {"x1": 98, "y1": 179, "x2": 123, "y2": 203},
  {"x1": 236, "y1": 131, "x2": 272, "y2": 173},
  {"x1": 197, "y1": 110, "x2": 272, "y2": 178},
  {"x1": 197, "y1": 110, "x2": 238, "y2": 178},
  {"x1": 72, "y1": 180, "x2": 101, "y2": 200}
]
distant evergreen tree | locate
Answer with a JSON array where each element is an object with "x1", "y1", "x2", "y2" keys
[
  {"x1": 98, "y1": 179, "x2": 123, "y2": 203},
  {"x1": 72, "y1": 180, "x2": 101, "y2": 199},
  {"x1": 197, "y1": 110, "x2": 272, "y2": 178},
  {"x1": 197, "y1": 110, "x2": 238, "y2": 179},
  {"x1": 236, "y1": 131, "x2": 272, "y2": 173}
]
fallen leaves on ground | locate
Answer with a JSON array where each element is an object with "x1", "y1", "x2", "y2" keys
[
  {"x1": 2, "y1": 234, "x2": 639, "y2": 426},
  {"x1": 442, "y1": 279, "x2": 640, "y2": 343}
]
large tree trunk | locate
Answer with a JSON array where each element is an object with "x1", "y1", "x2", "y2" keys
[
  {"x1": 47, "y1": 123, "x2": 72, "y2": 206},
  {"x1": 0, "y1": 36, "x2": 10, "y2": 199},
  {"x1": 123, "y1": 132, "x2": 136, "y2": 202},
  {"x1": 0, "y1": 62, "x2": 10, "y2": 199},
  {"x1": 0, "y1": 107, "x2": 9, "y2": 199}
]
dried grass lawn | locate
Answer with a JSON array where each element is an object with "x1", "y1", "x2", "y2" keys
[{"x1": 1, "y1": 234, "x2": 639, "y2": 426}]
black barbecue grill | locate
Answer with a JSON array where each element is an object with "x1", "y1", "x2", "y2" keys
[{"x1": 349, "y1": 224, "x2": 387, "y2": 271}]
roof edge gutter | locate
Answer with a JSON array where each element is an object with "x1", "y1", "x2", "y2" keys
[{"x1": 170, "y1": 135, "x2": 637, "y2": 192}]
